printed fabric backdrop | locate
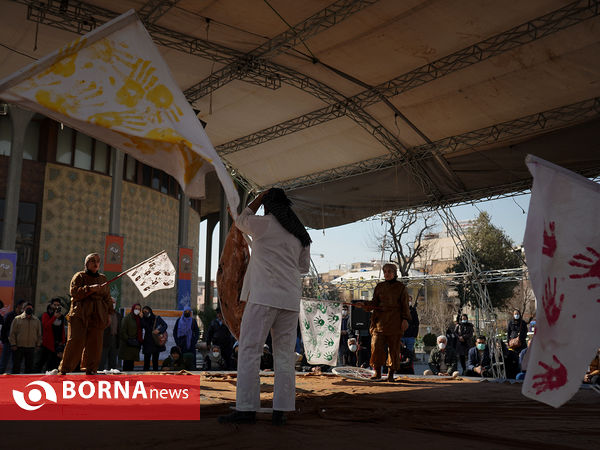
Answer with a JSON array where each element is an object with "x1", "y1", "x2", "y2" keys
[{"x1": 299, "y1": 299, "x2": 342, "y2": 366}]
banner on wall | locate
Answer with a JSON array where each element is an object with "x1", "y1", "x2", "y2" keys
[
  {"x1": 103, "y1": 235, "x2": 124, "y2": 309},
  {"x1": 177, "y1": 248, "x2": 193, "y2": 310},
  {"x1": 0, "y1": 251, "x2": 17, "y2": 318}
]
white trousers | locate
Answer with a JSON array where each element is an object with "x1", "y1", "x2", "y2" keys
[{"x1": 236, "y1": 302, "x2": 298, "y2": 412}]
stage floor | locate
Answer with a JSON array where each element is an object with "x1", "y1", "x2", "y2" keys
[{"x1": 4, "y1": 372, "x2": 599, "y2": 449}]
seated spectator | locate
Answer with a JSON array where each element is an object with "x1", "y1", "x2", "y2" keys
[
  {"x1": 515, "y1": 337, "x2": 533, "y2": 381},
  {"x1": 424, "y1": 335, "x2": 459, "y2": 377},
  {"x1": 204, "y1": 345, "x2": 227, "y2": 371},
  {"x1": 584, "y1": 348, "x2": 600, "y2": 385},
  {"x1": 162, "y1": 346, "x2": 186, "y2": 371},
  {"x1": 260, "y1": 344, "x2": 274, "y2": 370},
  {"x1": 465, "y1": 336, "x2": 492, "y2": 377},
  {"x1": 345, "y1": 337, "x2": 358, "y2": 367},
  {"x1": 396, "y1": 341, "x2": 415, "y2": 375}
]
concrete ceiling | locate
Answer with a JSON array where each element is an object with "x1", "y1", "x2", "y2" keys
[{"x1": 1, "y1": 0, "x2": 599, "y2": 227}]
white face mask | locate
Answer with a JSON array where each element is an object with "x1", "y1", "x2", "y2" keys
[
  {"x1": 212, "y1": 352, "x2": 220, "y2": 358},
  {"x1": 53, "y1": 319, "x2": 62, "y2": 326},
  {"x1": 438, "y1": 342, "x2": 446, "y2": 350},
  {"x1": 348, "y1": 344, "x2": 358, "y2": 352},
  {"x1": 409, "y1": 302, "x2": 412, "y2": 307},
  {"x1": 133, "y1": 309, "x2": 140, "y2": 315},
  {"x1": 461, "y1": 320, "x2": 467, "y2": 324},
  {"x1": 342, "y1": 310, "x2": 348, "y2": 317},
  {"x1": 514, "y1": 314, "x2": 520, "y2": 320}
]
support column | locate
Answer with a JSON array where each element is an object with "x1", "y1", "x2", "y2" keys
[
  {"x1": 204, "y1": 213, "x2": 218, "y2": 311},
  {"x1": 109, "y1": 149, "x2": 124, "y2": 235},
  {"x1": 1, "y1": 106, "x2": 34, "y2": 250},
  {"x1": 178, "y1": 192, "x2": 189, "y2": 247}
]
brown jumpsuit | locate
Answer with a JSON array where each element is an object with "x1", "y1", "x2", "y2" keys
[
  {"x1": 58, "y1": 271, "x2": 111, "y2": 374},
  {"x1": 368, "y1": 280, "x2": 411, "y2": 371}
]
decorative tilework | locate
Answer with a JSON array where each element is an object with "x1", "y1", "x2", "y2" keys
[{"x1": 36, "y1": 163, "x2": 200, "y2": 313}]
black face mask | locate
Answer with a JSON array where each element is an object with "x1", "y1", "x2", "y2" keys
[
  {"x1": 184, "y1": 312, "x2": 191, "y2": 318},
  {"x1": 25, "y1": 308, "x2": 33, "y2": 316}
]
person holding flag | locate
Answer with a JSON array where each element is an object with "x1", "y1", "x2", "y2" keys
[{"x1": 57, "y1": 253, "x2": 112, "y2": 375}]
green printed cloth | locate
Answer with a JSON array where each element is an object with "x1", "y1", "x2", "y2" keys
[{"x1": 299, "y1": 299, "x2": 342, "y2": 366}]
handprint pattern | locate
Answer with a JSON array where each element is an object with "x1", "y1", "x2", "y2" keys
[
  {"x1": 542, "y1": 277, "x2": 564, "y2": 326},
  {"x1": 532, "y1": 355, "x2": 567, "y2": 395}
]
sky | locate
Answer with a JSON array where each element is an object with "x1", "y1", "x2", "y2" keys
[{"x1": 198, "y1": 192, "x2": 531, "y2": 280}]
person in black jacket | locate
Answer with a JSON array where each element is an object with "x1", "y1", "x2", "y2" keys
[
  {"x1": 401, "y1": 296, "x2": 419, "y2": 351},
  {"x1": 141, "y1": 306, "x2": 167, "y2": 371},
  {"x1": 0, "y1": 300, "x2": 25, "y2": 374},
  {"x1": 207, "y1": 308, "x2": 234, "y2": 369},
  {"x1": 465, "y1": 336, "x2": 493, "y2": 377},
  {"x1": 455, "y1": 313, "x2": 474, "y2": 374},
  {"x1": 507, "y1": 309, "x2": 528, "y2": 352}
]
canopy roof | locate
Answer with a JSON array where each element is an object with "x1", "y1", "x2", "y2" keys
[{"x1": 1, "y1": 0, "x2": 599, "y2": 227}]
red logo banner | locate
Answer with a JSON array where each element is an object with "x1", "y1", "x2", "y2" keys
[{"x1": 0, "y1": 375, "x2": 200, "y2": 420}]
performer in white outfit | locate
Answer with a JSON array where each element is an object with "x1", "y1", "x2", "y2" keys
[{"x1": 219, "y1": 188, "x2": 311, "y2": 426}]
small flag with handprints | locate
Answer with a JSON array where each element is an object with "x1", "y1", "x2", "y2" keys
[{"x1": 126, "y1": 251, "x2": 175, "y2": 298}]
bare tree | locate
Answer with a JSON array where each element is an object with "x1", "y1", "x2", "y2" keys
[{"x1": 374, "y1": 211, "x2": 437, "y2": 277}]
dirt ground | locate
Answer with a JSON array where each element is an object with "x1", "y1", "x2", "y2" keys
[{"x1": 5, "y1": 373, "x2": 599, "y2": 450}]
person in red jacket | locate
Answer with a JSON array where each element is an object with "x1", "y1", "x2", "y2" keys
[{"x1": 37, "y1": 298, "x2": 66, "y2": 372}]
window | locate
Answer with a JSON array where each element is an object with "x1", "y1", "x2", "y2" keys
[
  {"x1": 93, "y1": 141, "x2": 109, "y2": 173},
  {"x1": 124, "y1": 154, "x2": 136, "y2": 181},
  {"x1": 23, "y1": 120, "x2": 40, "y2": 161},
  {"x1": 56, "y1": 126, "x2": 73, "y2": 164},
  {"x1": 0, "y1": 115, "x2": 11, "y2": 156},
  {"x1": 74, "y1": 133, "x2": 93, "y2": 170}
]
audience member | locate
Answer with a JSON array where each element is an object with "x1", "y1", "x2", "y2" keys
[
  {"x1": 396, "y1": 341, "x2": 415, "y2": 375},
  {"x1": 119, "y1": 303, "x2": 142, "y2": 371},
  {"x1": 162, "y1": 346, "x2": 186, "y2": 371},
  {"x1": 99, "y1": 298, "x2": 121, "y2": 371},
  {"x1": 174, "y1": 306, "x2": 200, "y2": 369},
  {"x1": 9, "y1": 302, "x2": 41, "y2": 374},
  {"x1": 260, "y1": 344, "x2": 274, "y2": 370},
  {"x1": 338, "y1": 305, "x2": 351, "y2": 365},
  {"x1": 455, "y1": 313, "x2": 474, "y2": 374},
  {"x1": 206, "y1": 308, "x2": 233, "y2": 369},
  {"x1": 465, "y1": 336, "x2": 492, "y2": 377},
  {"x1": 141, "y1": 305, "x2": 167, "y2": 371},
  {"x1": 424, "y1": 335, "x2": 459, "y2": 377},
  {"x1": 584, "y1": 348, "x2": 600, "y2": 385},
  {"x1": 507, "y1": 309, "x2": 528, "y2": 352},
  {"x1": 204, "y1": 344, "x2": 227, "y2": 371},
  {"x1": 0, "y1": 300, "x2": 25, "y2": 373},
  {"x1": 401, "y1": 296, "x2": 419, "y2": 351},
  {"x1": 37, "y1": 298, "x2": 66, "y2": 372}
]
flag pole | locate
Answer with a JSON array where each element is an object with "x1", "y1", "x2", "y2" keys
[{"x1": 101, "y1": 250, "x2": 166, "y2": 287}]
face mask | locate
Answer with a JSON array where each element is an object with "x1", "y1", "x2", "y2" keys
[
  {"x1": 212, "y1": 352, "x2": 220, "y2": 358},
  {"x1": 477, "y1": 343, "x2": 486, "y2": 350},
  {"x1": 409, "y1": 302, "x2": 412, "y2": 307},
  {"x1": 112, "y1": 303, "x2": 117, "y2": 310},
  {"x1": 348, "y1": 344, "x2": 358, "y2": 352},
  {"x1": 53, "y1": 319, "x2": 62, "y2": 326},
  {"x1": 342, "y1": 310, "x2": 348, "y2": 317},
  {"x1": 184, "y1": 312, "x2": 191, "y2": 318},
  {"x1": 25, "y1": 308, "x2": 33, "y2": 316},
  {"x1": 133, "y1": 309, "x2": 140, "y2": 315},
  {"x1": 461, "y1": 320, "x2": 467, "y2": 324},
  {"x1": 438, "y1": 342, "x2": 446, "y2": 350},
  {"x1": 514, "y1": 314, "x2": 520, "y2": 320}
]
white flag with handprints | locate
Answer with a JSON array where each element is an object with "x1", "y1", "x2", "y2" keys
[
  {"x1": 522, "y1": 154, "x2": 600, "y2": 408},
  {"x1": 0, "y1": 10, "x2": 238, "y2": 216},
  {"x1": 299, "y1": 298, "x2": 342, "y2": 366},
  {"x1": 126, "y1": 251, "x2": 176, "y2": 298}
]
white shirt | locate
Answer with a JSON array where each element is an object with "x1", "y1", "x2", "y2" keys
[{"x1": 236, "y1": 207, "x2": 311, "y2": 312}]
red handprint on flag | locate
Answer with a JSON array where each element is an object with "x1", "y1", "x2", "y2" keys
[
  {"x1": 532, "y1": 355, "x2": 567, "y2": 395},
  {"x1": 542, "y1": 277, "x2": 564, "y2": 326},
  {"x1": 542, "y1": 221, "x2": 556, "y2": 257},
  {"x1": 569, "y1": 247, "x2": 600, "y2": 291}
]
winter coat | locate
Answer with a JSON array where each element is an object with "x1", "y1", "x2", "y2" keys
[
  {"x1": 454, "y1": 322, "x2": 474, "y2": 356},
  {"x1": 41, "y1": 312, "x2": 66, "y2": 352},
  {"x1": 428, "y1": 346, "x2": 458, "y2": 375},
  {"x1": 141, "y1": 314, "x2": 167, "y2": 355},
  {"x1": 206, "y1": 318, "x2": 233, "y2": 350},
  {"x1": 118, "y1": 313, "x2": 141, "y2": 361},
  {"x1": 507, "y1": 319, "x2": 528, "y2": 351},
  {"x1": 369, "y1": 280, "x2": 411, "y2": 335},
  {"x1": 102, "y1": 310, "x2": 122, "y2": 349},
  {"x1": 68, "y1": 271, "x2": 112, "y2": 329},
  {"x1": 173, "y1": 317, "x2": 199, "y2": 353},
  {"x1": 467, "y1": 346, "x2": 492, "y2": 372},
  {"x1": 161, "y1": 355, "x2": 186, "y2": 371},
  {"x1": 9, "y1": 312, "x2": 42, "y2": 348},
  {"x1": 404, "y1": 305, "x2": 420, "y2": 338}
]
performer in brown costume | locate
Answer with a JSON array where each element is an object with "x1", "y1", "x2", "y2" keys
[
  {"x1": 361, "y1": 263, "x2": 411, "y2": 381},
  {"x1": 58, "y1": 253, "x2": 111, "y2": 375}
]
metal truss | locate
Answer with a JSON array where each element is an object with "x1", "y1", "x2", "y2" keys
[
  {"x1": 216, "y1": 0, "x2": 600, "y2": 156},
  {"x1": 184, "y1": 0, "x2": 379, "y2": 101},
  {"x1": 267, "y1": 96, "x2": 600, "y2": 192},
  {"x1": 19, "y1": 0, "x2": 244, "y2": 64},
  {"x1": 138, "y1": 0, "x2": 182, "y2": 25}
]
